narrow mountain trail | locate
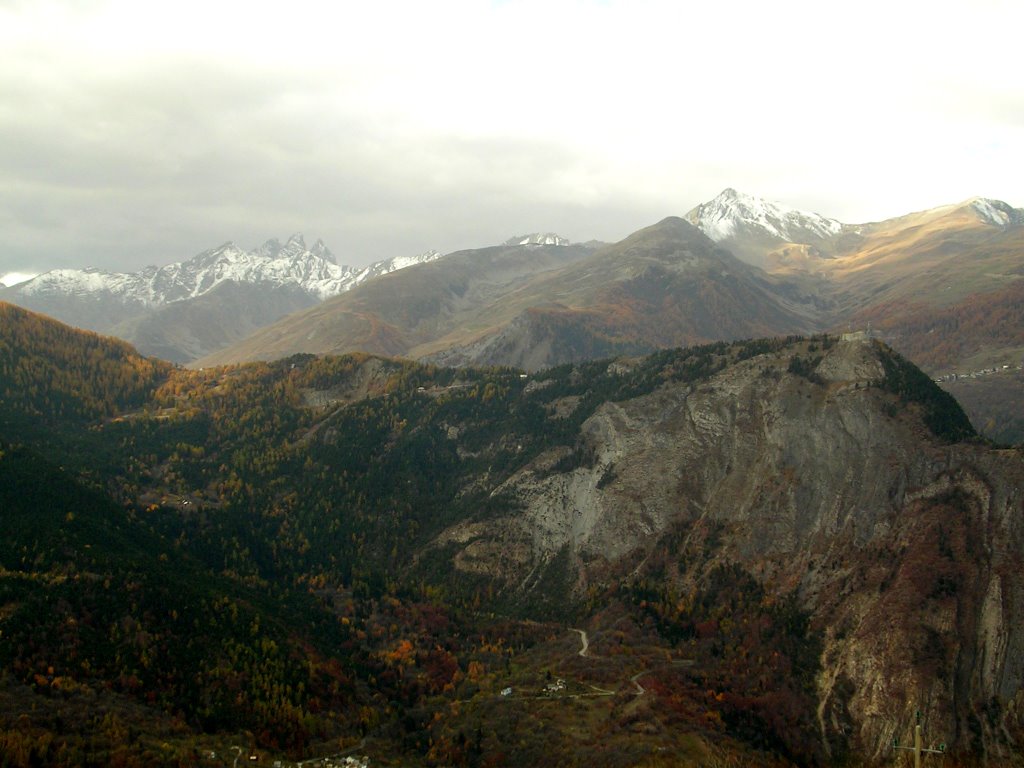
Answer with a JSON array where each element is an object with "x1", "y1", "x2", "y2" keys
[
  {"x1": 569, "y1": 627, "x2": 589, "y2": 657},
  {"x1": 569, "y1": 630, "x2": 647, "y2": 696},
  {"x1": 630, "y1": 670, "x2": 648, "y2": 695},
  {"x1": 567, "y1": 628, "x2": 692, "y2": 698}
]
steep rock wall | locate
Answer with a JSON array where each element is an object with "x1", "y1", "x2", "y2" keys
[{"x1": 432, "y1": 338, "x2": 1024, "y2": 760}]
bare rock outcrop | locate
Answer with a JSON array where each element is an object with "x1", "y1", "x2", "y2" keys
[{"x1": 431, "y1": 337, "x2": 1024, "y2": 760}]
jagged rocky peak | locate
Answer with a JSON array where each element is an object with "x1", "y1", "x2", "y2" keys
[
  {"x1": 253, "y1": 235, "x2": 334, "y2": 264},
  {"x1": 310, "y1": 238, "x2": 335, "y2": 264},
  {"x1": 191, "y1": 241, "x2": 245, "y2": 264},
  {"x1": 276, "y1": 234, "x2": 312, "y2": 261},
  {"x1": 255, "y1": 237, "x2": 283, "y2": 259},
  {"x1": 967, "y1": 197, "x2": 1024, "y2": 228},
  {"x1": 8, "y1": 234, "x2": 354, "y2": 306},
  {"x1": 504, "y1": 233, "x2": 570, "y2": 246},
  {"x1": 686, "y1": 188, "x2": 845, "y2": 243}
]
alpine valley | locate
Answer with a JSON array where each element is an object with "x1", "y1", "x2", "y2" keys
[{"x1": 2, "y1": 190, "x2": 1024, "y2": 767}]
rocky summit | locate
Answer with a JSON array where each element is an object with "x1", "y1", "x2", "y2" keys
[{"x1": 429, "y1": 333, "x2": 1022, "y2": 760}]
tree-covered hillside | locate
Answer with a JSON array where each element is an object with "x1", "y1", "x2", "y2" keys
[
  {"x1": 0, "y1": 303, "x2": 171, "y2": 423},
  {"x1": 2, "y1": 307, "x2": 1004, "y2": 767}
]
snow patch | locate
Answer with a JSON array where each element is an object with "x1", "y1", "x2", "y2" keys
[
  {"x1": 504, "y1": 233, "x2": 570, "y2": 246},
  {"x1": 969, "y1": 198, "x2": 1022, "y2": 227}
]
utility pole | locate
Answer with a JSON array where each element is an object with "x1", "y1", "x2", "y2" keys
[{"x1": 893, "y1": 710, "x2": 945, "y2": 766}]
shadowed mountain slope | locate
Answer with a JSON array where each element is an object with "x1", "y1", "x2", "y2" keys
[
  {"x1": 198, "y1": 219, "x2": 814, "y2": 371},
  {"x1": 428, "y1": 217, "x2": 817, "y2": 369},
  {"x1": 192, "y1": 240, "x2": 602, "y2": 366}
]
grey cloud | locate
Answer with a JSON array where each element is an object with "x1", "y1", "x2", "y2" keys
[
  {"x1": 3, "y1": 0, "x2": 1023, "y2": 278},
  {"x1": 0, "y1": 60, "x2": 664, "y2": 273}
]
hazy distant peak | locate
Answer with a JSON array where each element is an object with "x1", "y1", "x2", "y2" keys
[
  {"x1": 276, "y1": 234, "x2": 312, "y2": 261},
  {"x1": 504, "y1": 233, "x2": 570, "y2": 246},
  {"x1": 255, "y1": 237, "x2": 283, "y2": 259},
  {"x1": 253, "y1": 234, "x2": 335, "y2": 263},
  {"x1": 310, "y1": 238, "x2": 335, "y2": 264},
  {"x1": 686, "y1": 189, "x2": 844, "y2": 243}
]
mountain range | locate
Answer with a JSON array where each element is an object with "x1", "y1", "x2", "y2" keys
[
  {"x1": 187, "y1": 190, "x2": 1023, "y2": 371},
  {"x1": 176, "y1": 192, "x2": 1021, "y2": 443},
  {"x1": 195, "y1": 218, "x2": 819, "y2": 372},
  {"x1": 0, "y1": 234, "x2": 442, "y2": 363},
  {"x1": 3, "y1": 190, "x2": 1022, "y2": 441},
  {"x1": 7, "y1": 191, "x2": 1021, "y2": 375}
]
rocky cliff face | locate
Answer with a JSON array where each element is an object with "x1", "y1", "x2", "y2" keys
[{"x1": 430, "y1": 337, "x2": 1024, "y2": 760}]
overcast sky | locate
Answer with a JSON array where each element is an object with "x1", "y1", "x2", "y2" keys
[{"x1": 2, "y1": 0, "x2": 1022, "y2": 279}]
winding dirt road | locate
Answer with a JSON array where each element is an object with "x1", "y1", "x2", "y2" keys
[
  {"x1": 567, "y1": 628, "x2": 692, "y2": 697},
  {"x1": 569, "y1": 628, "x2": 590, "y2": 657},
  {"x1": 630, "y1": 670, "x2": 648, "y2": 695}
]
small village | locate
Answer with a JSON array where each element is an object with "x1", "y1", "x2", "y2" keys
[
  {"x1": 204, "y1": 749, "x2": 370, "y2": 768},
  {"x1": 295, "y1": 756, "x2": 369, "y2": 768},
  {"x1": 934, "y1": 362, "x2": 1023, "y2": 383}
]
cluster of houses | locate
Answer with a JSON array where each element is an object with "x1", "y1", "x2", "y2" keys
[
  {"x1": 935, "y1": 363, "x2": 1023, "y2": 383},
  {"x1": 299, "y1": 758, "x2": 369, "y2": 768},
  {"x1": 545, "y1": 678, "x2": 567, "y2": 694},
  {"x1": 294, "y1": 756, "x2": 369, "y2": 768},
  {"x1": 205, "y1": 751, "x2": 369, "y2": 768},
  {"x1": 499, "y1": 677, "x2": 567, "y2": 698}
]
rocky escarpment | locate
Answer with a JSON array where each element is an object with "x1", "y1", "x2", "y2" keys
[{"x1": 430, "y1": 337, "x2": 1024, "y2": 761}]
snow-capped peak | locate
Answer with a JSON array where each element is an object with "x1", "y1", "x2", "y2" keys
[
  {"x1": 686, "y1": 189, "x2": 844, "y2": 243},
  {"x1": 504, "y1": 233, "x2": 570, "y2": 246},
  {"x1": 277, "y1": 234, "x2": 309, "y2": 260},
  {"x1": 968, "y1": 198, "x2": 1024, "y2": 228},
  {"x1": 11, "y1": 237, "x2": 447, "y2": 305}
]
